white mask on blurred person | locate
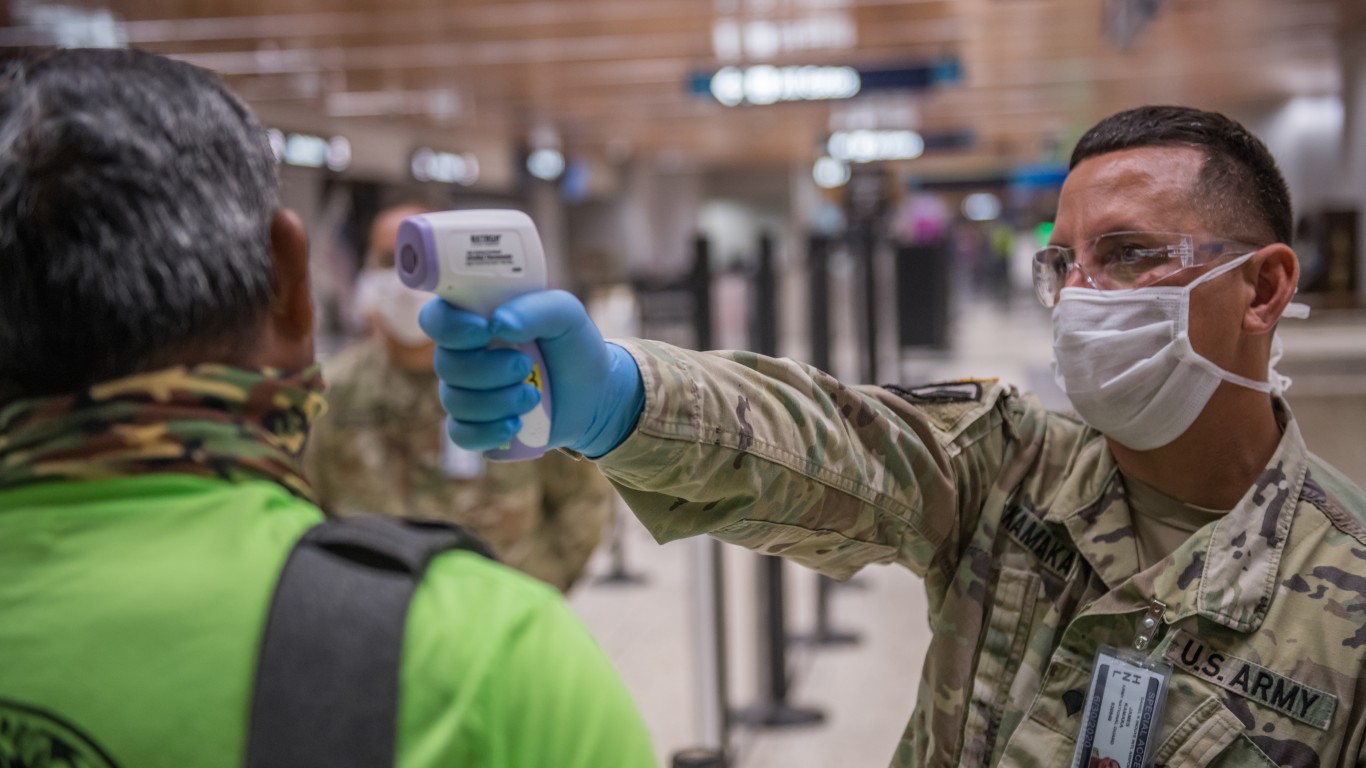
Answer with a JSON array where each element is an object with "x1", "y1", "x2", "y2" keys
[
  {"x1": 1051, "y1": 253, "x2": 1308, "y2": 451},
  {"x1": 355, "y1": 268, "x2": 430, "y2": 347}
]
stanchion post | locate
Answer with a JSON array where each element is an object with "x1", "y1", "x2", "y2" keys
[
  {"x1": 856, "y1": 226, "x2": 881, "y2": 385},
  {"x1": 793, "y1": 233, "x2": 862, "y2": 645},
  {"x1": 826, "y1": 225, "x2": 875, "y2": 592},
  {"x1": 685, "y1": 235, "x2": 732, "y2": 756},
  {"x1": 733, "y1": 233, "x2": 824, "y2": 729}
]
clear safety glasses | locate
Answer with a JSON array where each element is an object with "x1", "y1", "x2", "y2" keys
[{"x1": 1032, "y1": 231, "x2": 1263, "y2": 308}]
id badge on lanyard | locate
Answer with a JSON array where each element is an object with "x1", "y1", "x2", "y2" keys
[{"x1": 1070, "y1": 602, "x2": 1172, "y2": 768}]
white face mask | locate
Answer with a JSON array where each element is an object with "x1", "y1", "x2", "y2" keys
[
  {"x1": 1051, "y1": 253, "x2": 1309, "y2": 451},
  {"x1": 354, "y1": 268, "x2": 430, "y2": 347}
]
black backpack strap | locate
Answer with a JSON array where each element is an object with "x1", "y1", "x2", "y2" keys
[{"x1": 245, "y1": 516, "x2": 493, "y2": 768}]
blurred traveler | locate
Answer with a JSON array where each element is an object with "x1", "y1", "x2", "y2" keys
[
  {"x1": 306, "y1": 204, "x2": 614, "y2": 593},
  {"x1": 425, "y1": 106, "x2": 1366, "y2": 766},
  {"x1": 0, "y1": 48, "x2": 653, "y2": 768}
]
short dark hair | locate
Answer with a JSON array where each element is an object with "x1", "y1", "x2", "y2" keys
[
  {"x1": 1070, "y1": 105, "x2": 1292, "y2": 246},
  {"x1": 0, "y1": 48, "x2": 280, "y2": 403}
]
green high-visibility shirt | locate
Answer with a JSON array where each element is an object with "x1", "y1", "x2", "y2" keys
[{"x1": 0, "y1": 475, "x2": 656, "y2": 768}]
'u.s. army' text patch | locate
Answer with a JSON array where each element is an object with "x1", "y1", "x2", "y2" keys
[{"x1": 1164, "y1": 630, "x2": 1337, "y2": 729}]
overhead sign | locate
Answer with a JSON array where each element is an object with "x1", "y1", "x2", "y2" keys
[
  {"x1": 824, "y1": 128, "x2": 975, "y2": 164},
  {"x1": 267, "y1": 129, "x2": 351, "y2": 172},
  {"x1": 692, "y1": 58, "x2": 962, "y2": 106},
  {"x1": 706, "y1": 65, "x2": 861, "y2": 107},
  {"x1": 410, "y1": 148, "x2": 480, "y2": 185},
  {"x1": 827, "y1": 130, "x2": 924, "y2": 162}
]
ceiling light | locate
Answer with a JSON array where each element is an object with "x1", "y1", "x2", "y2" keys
[
  {"x1": 812, "y1": 157, "x2": 851, "y2": 189},
  {"x1": 962, "y1": 193, "x2": 1002, "y2": 222},
  {"x1": 527, "y1": 148, "x2": 566, "y2": 181}
]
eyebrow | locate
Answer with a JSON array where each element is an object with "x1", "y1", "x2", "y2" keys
[{"x1": 1052, "y1": 224, "x2": 1168, "y2": 247}]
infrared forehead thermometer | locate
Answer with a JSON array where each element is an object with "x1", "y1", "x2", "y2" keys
[{"x1": 396, "y1": 209, "x2": 551, "y2": 461}]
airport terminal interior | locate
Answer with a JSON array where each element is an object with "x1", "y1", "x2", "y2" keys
[{"x1": 3, "y1": 0, "x2": 1366, "y2": 765}]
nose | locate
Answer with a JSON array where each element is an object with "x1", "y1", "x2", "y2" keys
[
  {"x1": 1061, "y1": 266, "x2": 1087, "y2": 289},
  {"x1": 1061, "y1": 263, "x2": 1096, "y2": 290}
]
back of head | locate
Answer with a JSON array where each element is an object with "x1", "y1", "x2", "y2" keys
[
  {"x1": 0, "y1": 48, "x2": 280, "y2": 405},
  {"x1": 1070, "y1": 105, "x2": 1292, "y2": 247}
]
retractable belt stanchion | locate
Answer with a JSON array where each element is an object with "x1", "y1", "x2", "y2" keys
[
  {"x1": 672, "y1": 235, "x2": 732, "y2": 767},
  {"x1": 828, "y1": 226, "x2": 876, "y2": 591},
  {"x1": 795, "y1": 233, "x2": 861, "y2": 647},
  {"x1": 858, "y1": 227, "x2": 881, "y2": 386},
  {"x1": 733, "y1": 233, "x2": 825, "y2": 729}
]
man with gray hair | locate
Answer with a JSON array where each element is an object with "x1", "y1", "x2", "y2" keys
[{"x1": 0, "y1": 48, "x2": 654, "y2": 768}]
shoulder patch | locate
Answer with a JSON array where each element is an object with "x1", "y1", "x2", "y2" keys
[
  {"x1": 884, "y1": 379, "x2": 995, "y2": 404},
  {"x1": 884, "y1": 379, "x2": 1005, "y2": 439}
]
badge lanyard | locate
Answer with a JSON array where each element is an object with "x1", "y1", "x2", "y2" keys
[{"x1": 1070, "y1": 601, "x2": 1173, "y2": 768}]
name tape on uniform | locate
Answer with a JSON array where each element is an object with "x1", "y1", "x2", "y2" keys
[
  {"x1": 1001, "y1": 504, "x2": 1077, "y2": 577},
  {"x1": 1164, "y1": 630, "x2": 1337, "y2": 730}
]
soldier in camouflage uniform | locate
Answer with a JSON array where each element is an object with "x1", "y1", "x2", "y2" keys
[
  {"x1": 306, "y1": 206, "x2": 613, "y2": 592},
  {"x1": 426, "y1": 106, "x2": 1366, "y2": 766}
]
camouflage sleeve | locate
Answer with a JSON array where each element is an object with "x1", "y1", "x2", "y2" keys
[
  {"x1": 595, "y1": 339, "x2": 1018, "y2": 582},
  {"x1": 301, "y1": 397, "x2": 402, "y2": 519},
  {"x1": 301, "y1": 409, "x2": 339, "y2": 510},
  {"x1": 514, "y1": 452, "x2": 614, "y2": 592}
]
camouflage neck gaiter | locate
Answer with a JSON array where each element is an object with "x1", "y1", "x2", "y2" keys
[{"x1": 0, "y1": 364, "x2": 327, "y2": 502}]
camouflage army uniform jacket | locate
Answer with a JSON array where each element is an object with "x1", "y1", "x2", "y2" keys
[
  {"x1": 599, "y1": 340, "x2": 1366, "y2": 768},
  {"x1": 305, "y1": 337, "x2": 613, "y2": 592}
]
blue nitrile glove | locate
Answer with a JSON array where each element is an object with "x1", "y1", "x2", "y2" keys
[{"x1": 419, "y1": 289, "x2": 645, "y2": 458}]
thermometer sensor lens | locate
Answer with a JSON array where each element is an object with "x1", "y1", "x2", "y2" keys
[{"x1": 399, "y1": 244, "x2": 420, "y2": 276}]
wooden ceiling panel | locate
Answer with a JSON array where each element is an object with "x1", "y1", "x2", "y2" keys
[{"x1": 0, "y1": 0, "x2": 1347, "y2": 171}]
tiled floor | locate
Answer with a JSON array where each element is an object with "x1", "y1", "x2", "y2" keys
[
  {"x1": 569, "y1": 294, "x2": 1366, "y2": 768},
  {"x1": 572, "y1": 515, "x2": 928, "y2": 768}
]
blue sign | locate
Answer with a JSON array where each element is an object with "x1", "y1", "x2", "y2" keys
[
  {"x1": 690, "y1": 57, "x2": 963, "y2": 105},
  {"x1": 857, "y1": 59, "x2": 963, "y2": 91}
]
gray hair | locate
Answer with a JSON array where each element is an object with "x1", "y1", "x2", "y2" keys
[{"x1": 0, "y1": 48, "x2": 280, "y2": 402}]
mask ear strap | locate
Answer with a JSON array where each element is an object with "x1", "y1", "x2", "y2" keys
[
  {"x1": 1267, "y1": 298, "x2": 1309, "y2": 394},
  {"x1": 1187, "y1": 251, "x2": 1257, "y2": 289},
  {"x1": 1266, "y1": 331, "x2": 1295, "y2": 395},
  {"x1": 1188, "y1": 355, "x2": 1276, "y2": 394}
]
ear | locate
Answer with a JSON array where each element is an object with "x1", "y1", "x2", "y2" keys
[
  {"x1": 1243, "y1": 243, "x2": 1298, "y2": 336},
  {"x1": 259, "y1": 209, "x2": 315, "y2": 369}
]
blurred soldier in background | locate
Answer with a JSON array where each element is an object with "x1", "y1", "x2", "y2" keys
[{"x1": 305, "y1": 204, "x2": 614, "y2": 592}]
